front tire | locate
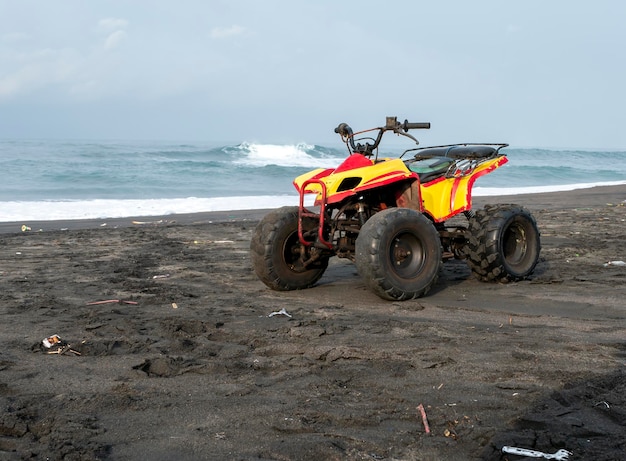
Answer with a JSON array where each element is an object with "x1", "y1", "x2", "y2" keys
[
  {"x1": 465, "y1": 204, "x2": 541, "y2": 282},
  {"x1": 250, "y1": 206, "x2": 328, "y2": 291},
  {"x1": 355, "y1": 208, "x2": 442, "y2": 301}
]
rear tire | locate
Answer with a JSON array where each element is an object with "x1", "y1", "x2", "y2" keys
[
  {"x1": 355, "y1": 208, "x2": 442, "y2": 301},
  {"x1": 250, "y1": 206, "x2": 328, "y2": 291},
  {"x1": 465, "y1": 204, "x2": 541, "y2": 282}
]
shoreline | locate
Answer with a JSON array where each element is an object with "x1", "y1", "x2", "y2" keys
[{"x1": 3, "y1": 184, "x2": 625, "y2": 235}]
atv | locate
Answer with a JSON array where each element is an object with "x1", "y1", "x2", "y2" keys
[{"x1": 250, "y1": 116, "x2": 541, "y2": 301}]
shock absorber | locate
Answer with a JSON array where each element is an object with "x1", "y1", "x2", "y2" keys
[{"x1": 357, "y1": 202, "x2": 368, "y2": 226}]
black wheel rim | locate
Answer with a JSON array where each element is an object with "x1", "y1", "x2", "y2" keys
[
  {"x1": 389, "y1": 231, "x2": 425, "y2": 278},
  {"x1": 503, "y1": 221, "x2": 528, "y2": 267},
  {"x1": 282, "y1": 231, "x2": 305, "y2": 272}
]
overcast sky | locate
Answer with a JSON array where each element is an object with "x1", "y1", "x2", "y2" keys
[{"x1": 1, "y1": 1, "x2": 625, "y2": 148}]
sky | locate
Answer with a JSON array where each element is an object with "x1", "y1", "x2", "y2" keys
[{"x1": 1, "y1": 1, "x2": 625, "y2": 149}]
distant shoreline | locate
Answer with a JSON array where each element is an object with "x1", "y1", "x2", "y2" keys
[
  {"x1": 2, "y1": 181, "x2": 626, "y2": 226},
  {"x1": 2, "y1": 184, "x2": 624, "y2": 235}
]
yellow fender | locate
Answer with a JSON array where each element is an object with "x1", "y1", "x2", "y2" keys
[
  {"x1": 294, "y1": 155, "x2": 417, "y2": 206},
  {"x1": 420, "y1": 156, "x2": 508, "y2": 222}
]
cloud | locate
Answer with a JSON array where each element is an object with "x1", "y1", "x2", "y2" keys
[
  {"x1": 210, "y1": 25, "x2": 246, "y2": 39},
  {"x1": 103, "y1": 30, "x2": 127, "y2": 50},
  {"x1": 0, "y1": 48, "x2": 80, "y2": 100},
  {"x1": 99, "y1": 18, "x2": 129, "y2": 31},
  {"x1": 506, "y1": 24, "x2": 522, "y2": 34},
  {"x1": 0, "y1": 70, "x2": 26, "y2": 98},
  {"x1": 1, "y1": 32, "x2": 30, "y2": 43},
  {"x1": 97, "y1": 17, "x2": 129, "y2": 50}
]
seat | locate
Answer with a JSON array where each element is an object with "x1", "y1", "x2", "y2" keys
[
  {"x1": 414, "y1": 145, "x2": 497, "y2": 160},
  {"x1": 406, "y1": 156, "x2": 454, "y2": 183}
]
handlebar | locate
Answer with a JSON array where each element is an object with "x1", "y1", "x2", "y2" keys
[
  {"x1": 335, "y1": 116, "x2": 430, "y2": 156},
  {"x1": 402, "y1": 121, "x2": 430, "y2": 131}
]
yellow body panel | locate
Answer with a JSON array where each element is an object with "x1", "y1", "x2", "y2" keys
[
  {"x1": 294, "y1": 158, "x2": 415, "y2": 204},
  {"x1": 293, "y1": 168, "x2": 329, "y2": 193},
  {"x1": 420, "y1": 157, "x2": 505, "y2": 222},
  {"x1": 295, "y1": 154, "x2": 507, "y2": 222}
]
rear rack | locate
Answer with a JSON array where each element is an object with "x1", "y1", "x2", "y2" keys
[
  {"x1": 402, "y1": 143, "x2": 508, "y2": 160},
  {"x1": 404, "y1": 143, "x2": 508, "y2": 183}
]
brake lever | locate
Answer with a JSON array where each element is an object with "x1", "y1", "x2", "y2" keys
[{"x1": 394, "y1": 128, "x2": 419, "y2": 145}]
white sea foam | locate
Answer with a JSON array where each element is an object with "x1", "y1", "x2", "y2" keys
[
  {"x1": 2, "y1": 180, "x2": 624, "y2": 222},
  {"x1": 234, "y1": 142, "x2": 344, "y2": 168},
  {"x1": 473, "y1": 180, "x2": 626, "y2": 196},
  {"x1": 0, "y1": 196, "x2": 313, "y2": 222}
]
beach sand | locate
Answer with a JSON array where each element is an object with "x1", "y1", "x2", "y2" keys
[{"x1": 1, "y1": 185, "x2": 625, "y2": 460}]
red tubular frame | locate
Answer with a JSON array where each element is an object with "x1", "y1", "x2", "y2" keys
[{"x1": 298, "y1": 179, "x2": 333, "y2": 249}]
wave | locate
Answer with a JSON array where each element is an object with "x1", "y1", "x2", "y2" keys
[
  {"x1": 2, "y1": 139, "x2": 626, "y2": 220},
  {"x1": 0, "y1": 196, "x2": 314, "y2": 222},
  {"x1": 228, "y1": 142, "x2": 346, "y2": 168},
  {"x1": 480, "y1": 164, "x2": 626, "y2": 188},
  {"x1": 474, "y1": 179, "x2": 626, "y2": 196}
]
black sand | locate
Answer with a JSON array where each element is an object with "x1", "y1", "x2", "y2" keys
[{"x1": 1, "y1": 185, "x2": 625, "y2": 460}]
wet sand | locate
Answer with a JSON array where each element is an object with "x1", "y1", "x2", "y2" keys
[{"x1": 1, "y1": 185, "x2": 625, "y2": 460}]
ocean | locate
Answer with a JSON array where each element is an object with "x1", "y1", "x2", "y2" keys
[{"x1": 1, "y1": 139, "x2": 625, "y2": 222}]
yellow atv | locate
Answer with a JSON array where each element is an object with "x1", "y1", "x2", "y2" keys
[{"x1": 251, "y1": 117, "x2": 540, "y2": 301}]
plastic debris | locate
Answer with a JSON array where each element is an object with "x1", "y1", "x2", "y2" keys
[
  {"x1": 86, "y1": 299, "x2": 138, "y2": 305},
  {"x1": 41, "y1": 335, "x2": 81, "y2": 356},
  {"x1": 152, "y1": 274, "x2": 171, "y2": 279},
  {"x1": 603, "y1": 260, "x2": 626, "y2": 267},
  {"x1": 21, "y1": 225, "x2": 31, "y2": 232},
  {"x1": 268, "y1": 308, "x2": 292, "y2": 318},
  {"x1": 42, "y1": 334, "x2": 62, "y2": 348},
  {"x1": 171, "y1": 302, "x2": 178, "y2": 309},
  {"x1": 131, "y1": 219, "x2": 175, "y2": 225},
  {"x1": 502, "y1": 446, "x2": 572, "y2": 460},
  {"x1": 132, "y1": 220, "x2": 157, "y2": 225},
  {"x1": 417, "y1": 403, "x2": 431, "y2": 434},
  {"x1": 594, "y1": 400, "x2": 610, "y2": 409}
]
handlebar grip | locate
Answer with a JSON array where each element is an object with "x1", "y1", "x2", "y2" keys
[
  {"x1": 402, "y1": 120, "x2": 430, "y2": 131},
  {"x1": 334, "y1": 123, "x2": 352, "y2": 137}
]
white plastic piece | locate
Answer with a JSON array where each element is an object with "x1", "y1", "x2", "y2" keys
[
  {"x1": 268, "y1": 308, "x2": 292, "y2": 318},
  {"x1": 603, "y1": 260, "x2": 626, "y2": 267},
  {"x1": 502, "y1": 446, "x2": 572, "y2": 460}
]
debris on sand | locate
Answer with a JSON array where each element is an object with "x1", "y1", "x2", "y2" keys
[
  {"x1": 268, "y1": 307, "x2": 292, "y2": 318},
  {"x1": 501, "y1": 446, "x2": 572, "y2": 460},
  {"x1": 603, "y1": 260, "x2": 626, "y2": 267}
]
